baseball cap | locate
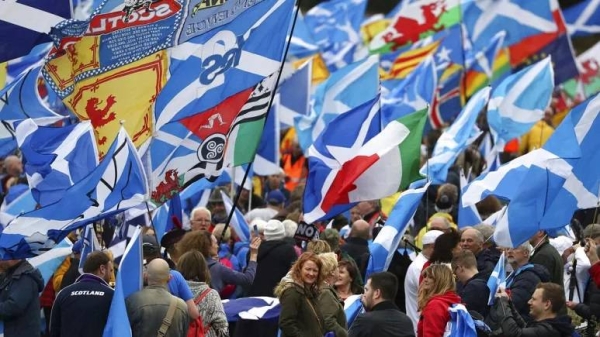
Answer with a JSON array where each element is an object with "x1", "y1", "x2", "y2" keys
[
  {"x1": 267, "y1": 190, "x2": 286, "y2": 205},
  {"x1": 142, "y1": 235, "x2": 159, "y2": 255},
  {"x1": 423, "y1": 230, "x2": 444, "y2": 245}
]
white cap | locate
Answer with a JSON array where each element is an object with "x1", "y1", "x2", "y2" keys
[{"x1": 423, "y1": 230, "x2": 444, "y2": 245}]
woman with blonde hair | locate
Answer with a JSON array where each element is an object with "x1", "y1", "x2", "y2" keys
[
  {"x1": 307, "y1": 240, "x2": 331, "y2": 254},
  {"x1": 318, "y1": 252, "x2": 348, "y2": 337},
  {"x1": 275, "y1": 252, "x2": 326, "y2": 337},
  {"x1": 417, "y1": 264, "x2": 461, "y2": 337}
]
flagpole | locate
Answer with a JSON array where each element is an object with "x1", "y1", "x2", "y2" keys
[{"x1": 219, "y1": 0, "x2": 303, "y2": 244}]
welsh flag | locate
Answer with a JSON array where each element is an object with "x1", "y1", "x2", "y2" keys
[{"x1": 303, "y1": 96, "x2": 427, "y2": 223}]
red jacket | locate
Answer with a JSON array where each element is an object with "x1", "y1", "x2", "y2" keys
[
  {"x1": 591, "y1": 262, "x2": 600, "y2": 288},
  {"x1": 417, "y1": 291, "x2": 462, "y2": 337}
]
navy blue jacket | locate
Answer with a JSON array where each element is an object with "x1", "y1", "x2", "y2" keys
[{"x1": 459, "y1": 272, "x2": 491, "y2": 318}]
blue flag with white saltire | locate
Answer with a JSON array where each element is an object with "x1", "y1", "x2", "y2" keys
[
  {"x1": 0, "y1": 0, "x2": 71, "y2": 62},
  {"x1": 487, "y1": 252, "x2": 506, "y2": 305},
  {"x1": 448, "y1": 304, "x2": 478, "y2": 337},
  {"x1": 420, "y1": 87, "x2": 490, "y2": 184},
  {"x1": 0, "y1": 128, "x2": 148, "y2": 259},
  {"x1": 16, "y1": 119, "x2": 98, "y2": 207},
  {"x1": 487, "y1": 57, "x2": 554, "y2": 148},
  {"x1": 295, "y1": 55, "x2": 379, "y2": 152},
  {"x1": 277, "y1": 60, "x2": 311, "y2": 128},
  {"x1": 564, "y1": 0, "x2": 600, "y2": 36},
  {"x1": 223, "y1": 297, "x2": 281, "y2": 321},
  {"x1": 344, "y1": 294, "x2": 363, "y2": 327},
  {"x1": 304, "y1": 0, "x2": 368, "y2": 72},
  {"x1": 27, "y1": 238, "x2": 72, "y2": 285},
  {"x1": 465, "y1": 31, "x2": 506, "y2": 81},
  {"x1": 254, "y1": 104, "x2": 281, "y2": 176},
  {"x1": 220, "y1": 190, "x2": 250, "y2": 242},
  {"x1": 78, "y1": 224, "x2": 100, "y2": 273},
  {"x1": 366, "y1": 183, "x2": 430, "y2": 279},
  {"x1": 288, "y1": 11, "x2": 319, "y2": 60},
  {"x1": 458, "y1": 170, "x2": 482, "y2": 229},
  {"x1": 0, "y1": 189, "x2": 37, "y2": 226},
  {"x1": 103, "y1": 225, "x2": 142, "y2": 337}
]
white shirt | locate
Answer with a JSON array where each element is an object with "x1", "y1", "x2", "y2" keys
[
  {"x1": 244, "y1": 207, "x2": 278, "y2": 223},
  {"x1": 563, "y1": 246, "x2": 591, "y2": 303},
  {"x1": 404, "y1": 253, "x2": 428, "y2": 332}
]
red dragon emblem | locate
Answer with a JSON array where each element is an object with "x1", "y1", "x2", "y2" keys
[
  {"x1": 383, "y1": 1, "x2": 446, "y2": 49},
  {"x1": 151, "y1": 169, "x2": 180, "y2": 203},
  {"x1": 86, "y1": 95, "x2": 117, "y2": 128},
  {"x1": 580, "y1": 59, "x2": 599, "y2": 85}
]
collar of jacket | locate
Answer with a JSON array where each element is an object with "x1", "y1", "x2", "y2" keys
[
  {"x1": 75, "y1": 273, "x2": 111, "y2": 287},
  {"x1": 345, "y1": 237, "x2": 369, "y2": 246},
  {"x1": 370, "y1": 300, "x2": 399, "y2": 312}
]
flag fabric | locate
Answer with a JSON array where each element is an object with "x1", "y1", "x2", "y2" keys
[
  {"x1": 366, "y1": 183, "x2": 430, "y2": 279},
  {"x1": 344, "y1": 294, "x2": 363, "y2": 327},
  {"x1": 103, "y1": 225, "x2": 142, "y2": 337},
  {"x1": 27, "y1": 238, "x2": 72, "y2": 285},
  {"x1": 562, "y1": 41, "x2": 600, "y2": 101},
  {"x1": 254, "y1": 103, "x2": 281, "y2": 176},
  {"x1": 223, "y1": 297, "x2": 281, "y2": 322},
  {"x1": 384, "y1": 40, "x2": 440, "y2": 80},
  {"x1": 151, "y1": 73, "x2": 278, "y2": 204},
  {"x1": 458, "y1": 169, "x2": 482, "y2": 229},
  {"x1": 295, "y1": 55, "x2": 379, "y2": 152},
  {"x1": 288, "y1": 11, "x2": 319, "y2": 60},
  {"x1": 0, "y1": 128, "x2": 148, "y2": 259},
  {"x1": 220, "y1": 190, "x2": 250, "y2": 243},
  {"x1": 77, "y1": 224, "x2": 101, "y2": 273},
  {"x1": 448, "y1": 304, "x2": 478, "y2": 337},
  {"x1": 465, "y1": 31, "x2": 506, "y2": 99},
  {"x1": 0, "y1": 0, "x2": 71, "y2": 62},
  {"x1": 303, "y1": 0, "x2": 367, "y2": 72},
  {"x1": 564, "y1": 0, "x2": 600, "y2": 36},
  {"x1": 0, "y1": 190, "x2": 37, "y2": 226},
  {"x1": 487, "y1": 252, "x2": 506, "y2": 305},
  {"x1": 420, "y1": 86, "x2": 489, "y2": 184},
  {"x1": 277, "y1": 60, "x2": 311, "y2": 127},
  {"x1": 487, "y1": 57, "x2": 554, "y2": 148},
  {"x1": 16, "y1": 119, "x2": 98, "y2": 206}
]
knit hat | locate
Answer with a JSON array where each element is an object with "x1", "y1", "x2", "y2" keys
[
  {"x1": 264, "y1": 220, "x2": 286, "y2": 241},
  {"x1": 423, "y1": 230, "x2": 444, "y2": 246}
]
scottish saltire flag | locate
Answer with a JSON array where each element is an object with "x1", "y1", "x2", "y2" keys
[
  {"x1": 465, "y1": 31, "x2": 506, "y2": 98},
  {"x1": 487, "y1": 57, "x2": 554, "y2": 148},
  {"x1": 108, "y1": 216, "x2": 138, "y2": 261},
  {"x1": 344, "y1": 294, "x2": 363, "y2": 326},
  {"x1": 220, "y1": 190, "x2": 250, "y2": 242},
  {"x1": 458, "y1": 169, "x2": 482, "y2": 229},
  {"x1": 448, "y1": 304, "x2": 478, "y2": 337},
  {"x1": 254, "y1": 104, "x2": 281, "y2": 176},
  {"x1": 223, "y1": 297, "x2": 281, "y2": 321},
  {"x1": 0, "y1": 190, "x2": 37, "y2": 226},
  {"x1": 304, "y1": 0, "x2": 367, "y2": 71},
  {"x1": 420, "y1": 87, "x2": 490, "y2": 184},
  {"x1": 288, "y1": 11, "x2": 319, "y2": 60},
  {"x1": 278, "y1": 60, "x2": 311, "y2": 127},
  {"x1": 0, "y1": 0, "x2": 70, "y2": 62},
  {"x1": 366, "y1": 183, "x2": 430, "y2": 278},
  {"x1": 78, "y1": 224, "x2": 100, "y2": 273},
  {"x1": 487, "y1": 252, "x2": 506, "y2": 305},
  {"x1": 28, "y1": 238, "x2": 72, "y2": 285},
  {"x1": 16, "y1": 120, "x2": 98, "y2": 206},
  {"x1": 0, "y1": 128, "x2": 148, "y2": 259},
  {"x1": 151, "y1": 72, "x2": 277, "y2": 204},
  {"x1": 154, "y1": 0, "x2": 294, "y2": 128},
  {"x1": 564, "y1": 0, "x2": 600, "y2": 36},
  {"x1": 382, "y1": 56, "x2": 437, "y2": 126},
  {"x1": 295, "y1": 55, "x2": 379, "y2": 152},
  {"x1": 3, "y1": 43, "x2": 51, "y2": 84},
  {"x1": 103, "y1": 226, "x2": 142, "y2": 337},
  {"x1": 479, "y1": 132, "x2": 501, "y2": 174}
]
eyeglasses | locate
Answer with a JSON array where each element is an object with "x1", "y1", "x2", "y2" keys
[{"x1": 192, "y1": 219, "x2": 211, "y2": 223}]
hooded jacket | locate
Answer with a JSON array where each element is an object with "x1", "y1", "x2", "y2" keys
[
  {"x1": 276, "y1": 282, "x2": 325, "y2": 337},
  {"x1": 507, "y1": 264, "x2": 551, "y2": 323},
  {"x1": 418, "y1": 291, "x2": 462, "y2": 337},
  {"x1": 319, "y1": 285, "x2": 347, "y2": 337},
  {"x1": 0, "y1": 260, "x2": 44, "y2": 337},
  {"x1": 459, "y1": 272, "x2": 491, "y2": 318},
  {"x1": 248, "y1": 239, "x2": 297, "y2": 297},
  {"x1": 493, "y1": 297, "x2": 574, "y2": 337}
]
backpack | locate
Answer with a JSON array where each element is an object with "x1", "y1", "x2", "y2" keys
[
  {"x1": 188, "y1": 288, "x2": 212, "y2": 337},
  {"x1": 218, "y1": 254, "x2": 236, "y2": 298}
]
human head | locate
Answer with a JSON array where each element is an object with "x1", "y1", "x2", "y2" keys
[
  {"x1": 142, "y1": 234, "x2": 161, "y2": 261},
  {"x1": 350, "y1": 220, "x2": 370, "y2": 240},
  {"x1": 435, "y1": 184, "x2": 458, "y2": 213},
  {"x1": 356, "y1": 201, "x2": 378, "y2": 217},
  {"x1": 145, "y1": 259, "x2": 171, "y2": 286},
  {"x1": 264, "y1": 220, "x2": 286, "y2": 241},
  {"x1": 418, "y1": 264, "x2": 456, "y2": 310},
  {"x1": 282, "y1": 219, "x2": 298, "y2": 238},
  {"x1": 331, "y1": 215, "x2": 349, "y2": 232},
  {"x1": 528, "y1": 283, "x2": 565, "y2": 320},
  {"x1": 428, "y1": 215, "x2": 451, "y2": 232},
  {"x1": 266, "y1": 190, "x2": 286, "y2": 208},
  {"x1": 362, "y1": 272, "x2": 398, "y2": 311},
  {"x1": 584, "y1": 224, "x2": 600, "y2": 245},
  {"x1": 319, "y1": 252, "x2": 339, "y2": 285},
  {"x1": 322, "y1": 228, "x2": 341, "y2": 251},
  {"x1": 473, "y1": 224, "x2": 495, "y2": 248},
  {"x1": 460, "y1": 228, "x2": 484, "y2": 255},
  {"x1": 289, "y1": 252, "x2": 324, "y2": 289},
  {"x1": 336, "y1": 259, "x2": 363, "y2": 295},
  {"x1": 428, "y1": 229, "x2": 462, "y2": 264},
  {"x1": 190, "y1": 207, "x2": 212, "y2": 231},
  {"x1": 0, "y1": 259, "x2": 22, "y2": 272},
  {"x1": 451, "y1": 250, "x2": 478, "y2": 284},
  {"x1": 528, "y1": 230, "x2": 547, "y2": 247},
  {"x1": 3, "y1": 155, "x2": 23, "y2": 177},
  {"x1": 176, "y1": 230, "x2": 213, "y2": 259},
  {"x1": 212, "y1": 223, "x2": 231, "y2": 243},
  {"x1": 176, "y1": 250, "x2": 211, "y2": 285},
  {"x1": 506, "y1": 242, "x2": 533, "y2": 268},
  {"x1": 422, "y1": 230, "x2": 444, "y2": 259},
  {"x1": 476, "y1": 196, "x2": 502, "y2": 220},
  {"x1": 266, "y1": 171, "x2": 284, "y2": 189},
  {"x1": 82, "y1": 251, "x2": 114, "y2": 283},
  {"x1": 207, "y1": 188, "x2": 227, "y2": 222},
  {"x1": 350, "y1": 206, "x2": 362, "y2": 222},
  {"x1": 307, "y1": 240, "x2": 331, "y2": 254}
]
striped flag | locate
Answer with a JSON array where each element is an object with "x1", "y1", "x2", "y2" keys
[{"x1": 385, "y1": 41, "x2": 440, "y2": 79}]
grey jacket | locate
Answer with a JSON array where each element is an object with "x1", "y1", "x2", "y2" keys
[
  {"x1": 187, "y1": 281, "x2": 228, "y2": 337},
  {"x1": 126, "y1": 285, "x2": 190, "y2": 337}
]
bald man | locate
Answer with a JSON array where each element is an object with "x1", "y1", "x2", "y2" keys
[
  {"x1": 461, "y1": 228, "x2": 497, "y2": 276},
  {"x1": 126, "y1": 259, "x2": 189, "y2": 337},
  {"x1": 341, "y1": 220, "x2": 371, "y2": 279}
]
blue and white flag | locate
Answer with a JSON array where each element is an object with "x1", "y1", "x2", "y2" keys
[
  {"x1": 288, "y1": 11, "x2": 319, "y2": 60},
  {"x1": 295, "y1": 55, "x2": 379, "y2": 152},
  {"x1": 487, "y1": 57, "x2": 554, "y2": 148},
  {"x1": 466, "y1": 31, "x2": 506, "y2": 80},
  {"x1": 304, "y1": 0, "x2": 367, "y2": 71},
  {"x1": 448, "y1": 304, "x2": 478, "y2": 337},
  {"x1": 420, "y1": 87, "x2": 489, "y2": 184},
  {"x1": 28, "y1": 238, "x2": 72, "y2": 285},
  {"x1": 220, "y1": 190, "x2": 250, "y2": 242},
  {"x1": 103, "y1": 226, "x2": 142, "y2": 337},
  {"x1": 0, "y1": 128, "x2": 148, "y2": 259},
  {"x1": 254, "y1": 104, "x2": 281, "y2": 176},
  {"x1": 0, "y1": 189, "x2": 37, "y2": 226},
  {"x1": 479, "y1": 132, "x2": 501, "y2": 175},
  {"x1": 16, "y1": 120, "x2": 98, "y2": 206},
  {"x1": 278, "y1": 60, "x2": 311, "y2": 127},
  {"x1": 366, "y1": 183, "x2": 430, "y2": 279},
  {"x1": 78, "y1": 224, "x2": 100, "y2": 274},
  {"x1": 564, "y1": 0, "x2": 600, "y2": 36},
  {"x1": 487, "y1": 252, "x2": 506, "y2": 305},
  {"x1": 223, "y1": 297, "x2": 281, "y2": 322},
  {"x1": 458, "y1": 170, "x2": 482, "y2": 229},
  {"x1": 0, "y1": 0, "x2": 70, "y2": 62},
  {"x1": 344, "y1": 294, "x2": 364, "y2": 327}
]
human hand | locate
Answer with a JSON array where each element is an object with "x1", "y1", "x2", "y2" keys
[
  {"x1": 495, "y1": 287, "x2": 509, "y2": 299},
  {"x1": 566, "y1": 301, "x2": 577, "y2": 309},
  {"x1": 249, "y1": 237, "x2": 261, "y2": 261},
  {"x1": 585, "y1": 239, "x2": 599, "y2": 264}
]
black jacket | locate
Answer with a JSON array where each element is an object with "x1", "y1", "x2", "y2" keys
[
  {"x1": 349, "y1": 301, "x2": 414, "y2": 337},
  {"x1": 477, "y1": 247, "x2": 501, "y2": 277},
  {"x1": 530, "y1": 241, "x2": 564, "y2": 286},
  {"x1": 492, "y1": 297, "x2": 574, "y2": 337},
  {"x1": 249, "y1": 239, "x2": 297, "y2": 297},
  {"x1": 341, "y1": 238, "x2": 370, "y2": 279},
  {"x1": 507, "y1": 264, "x2": 550, "y2": 323},
  {"x1": 573, "y1": 277, "x2": 600, "y2": 321},
  {"x1": 459, "y1": 272, "x2": 491, "y2": 318},
  {"x1": 0, "y1": 260, "x2": 44, "y2": 337},
  {"x1": 50, "y1": 273, "x2": 114, "y2": 337}
]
